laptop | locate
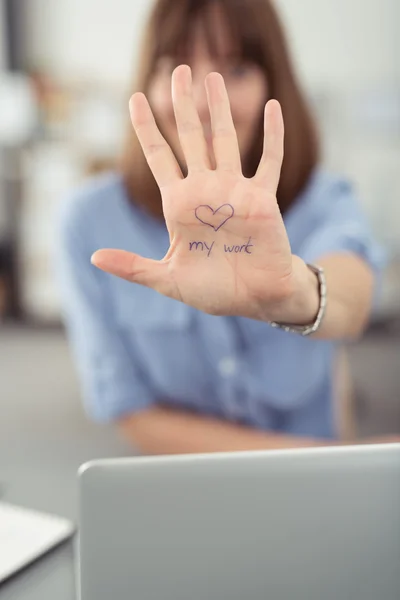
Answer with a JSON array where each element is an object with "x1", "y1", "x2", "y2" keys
[{"x1": 78, "y1": 444, "x2": 400, "y2": 600}]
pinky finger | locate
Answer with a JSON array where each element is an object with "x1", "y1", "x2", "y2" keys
[{"x1": 254, "y1": 100, "x2": 284, "y2": 194}]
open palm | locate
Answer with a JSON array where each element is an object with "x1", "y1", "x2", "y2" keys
[{"x1": 92, "y1": 65, "x2": 294, "y2": 319}]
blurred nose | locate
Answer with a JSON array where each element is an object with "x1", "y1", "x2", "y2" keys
[{"x1": 191, "y1": 66, "x2": 213, "y2": 122}]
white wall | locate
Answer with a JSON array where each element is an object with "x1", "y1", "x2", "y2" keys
[
  {"x1": 276, "y1": 0, "x2": 399, "y2": 89},
  {"x1": 24, "y1": 0, "x2": 152, "y2": 87},
  {"x1": 24, "y1": 0, "x2": 399, "y2": 90}
]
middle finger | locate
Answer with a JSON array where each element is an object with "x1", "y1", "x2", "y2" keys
[{"x1": 172, "y1": 65, "x2": 211, "y2": 173}]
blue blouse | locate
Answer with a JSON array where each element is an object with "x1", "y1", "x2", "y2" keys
[{"x1": 55, "y1": 169, "x2": 384, "y2": 439}]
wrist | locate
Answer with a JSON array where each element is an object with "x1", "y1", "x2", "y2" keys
[{"x1": 265, "y1": 256, "x2": 320, "y2": 325}]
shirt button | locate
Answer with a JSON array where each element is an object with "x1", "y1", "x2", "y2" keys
[{"x1": 219, "y1": 357, "x2": 237, "y2": 377}]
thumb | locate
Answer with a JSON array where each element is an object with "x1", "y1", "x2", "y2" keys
[{"x1": 91, "y1": 249, "x2": 171, "y2": 295}]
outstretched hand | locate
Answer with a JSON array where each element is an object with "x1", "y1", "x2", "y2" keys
[{"x1": 92, "y1": 65, "x2": 300, "y2": 320}]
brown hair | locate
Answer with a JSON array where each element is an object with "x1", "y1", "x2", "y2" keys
[{"x1": 120, "y1": 0, "x2": 320, "y2": 218}]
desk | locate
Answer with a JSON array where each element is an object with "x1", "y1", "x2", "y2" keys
[
  {"x1": 0, "y1": 326, "x2": 134, "y2": 600},
  {"x1": 1, "y1": 323, "x2": 400, "y2": 598},
  {"x1": 0, "y1": 426, "x2": 133, "y2": 600},
  {"x1": 0, "y1": 428, "x2": 134, "y2": 600}
]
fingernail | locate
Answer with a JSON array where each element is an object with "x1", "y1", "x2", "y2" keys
[
  {"x1": 182, "y1": 65, "x2": 192, "y2": 92},
  {"x1": 207, "y1": 73, "x2": 224, "y2": 103},
  {"x1": 185, "y1": 65, "x2": 192, "y2": 80}
]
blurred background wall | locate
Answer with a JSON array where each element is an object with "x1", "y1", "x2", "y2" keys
[
  {"x1": 0, "y1": 0, "x2": 399, "y2": 438},
  {"x1": 1, "y1": 0, "x2": 399, "y2": 323}
]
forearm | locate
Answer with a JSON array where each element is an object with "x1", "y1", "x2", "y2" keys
[
  {"x1": 266, "y1": 253, "x2": 374, "y2": 340},
  {"x1": 314, "y1": 254, "x2": 374, "y2": 339},
  {"x1": 118, "y1": 405, "x2": 328, "y2": 455}
]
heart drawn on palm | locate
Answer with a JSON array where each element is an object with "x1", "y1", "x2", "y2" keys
[{"x1": 194, "y1": 204, "x2": 235, "y2": 232}]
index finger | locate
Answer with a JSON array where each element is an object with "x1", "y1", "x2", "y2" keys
[{"x1": 130, "y1": 93, "x2": 183, "y2": 188}]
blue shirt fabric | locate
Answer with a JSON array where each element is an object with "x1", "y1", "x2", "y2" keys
[{"x1": 55, "y1": 168, "x2": 385, "y2": 439}]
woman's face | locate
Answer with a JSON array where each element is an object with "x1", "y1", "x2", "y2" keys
[{"x1": 147, "y1": 11, "x2": 268, "y2": 169}]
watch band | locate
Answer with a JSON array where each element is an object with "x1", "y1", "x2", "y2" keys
[{"x1": 268, "y1": 264, "x2": 327, "y2": 336}]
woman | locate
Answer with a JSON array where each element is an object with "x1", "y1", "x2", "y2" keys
[{"x1": 57, "y1": 0, "x2": 386, "y2": 454}]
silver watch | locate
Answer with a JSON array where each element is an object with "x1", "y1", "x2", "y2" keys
[{"x1": 269, "y1": 264, "x2": 327, "y2": 336}]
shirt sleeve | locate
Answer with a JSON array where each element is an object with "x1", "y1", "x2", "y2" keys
[
  {"x1": 54, "y1": 199, "x2": 155, "y2": 423},
  {"x1": 298, "y1": 179, "x2": 387, "y2": 311}
]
